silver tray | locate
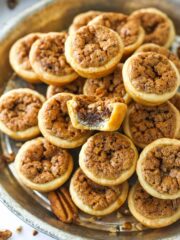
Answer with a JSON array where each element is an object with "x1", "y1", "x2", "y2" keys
[{"x1": 0, "y1": 0, "x2": 179, "y2": 239}]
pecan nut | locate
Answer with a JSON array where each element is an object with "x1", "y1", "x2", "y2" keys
[{"x1": 48, "y1": 187, "x2": 78, "y2": 223}]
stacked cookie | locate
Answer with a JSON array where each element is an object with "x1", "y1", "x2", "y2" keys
[{"x1": 1, "y1": 7, "x2": 180, "y2": 229}]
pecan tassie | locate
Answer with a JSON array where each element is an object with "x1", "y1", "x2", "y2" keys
[
  {"x1": 0, "y1": 230, "x2": 12, "y2": 240},
  {"x1": 129, "y1": 8, "x2": 175, "y2": 48},
  {"x1": 48, "y1": 187, "x2": 78, "y2": 223},
  {"x1": 29, "y1": 32, "x2": 78, "y2": 86},
  {"x1": 67, "y1": 95, "x2": 127, "y2": 131}
]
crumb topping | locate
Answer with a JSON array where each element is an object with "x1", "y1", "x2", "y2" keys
[
  {"x1": 129, "y1": 102, "x2": 178, "y2": 146},
  {"x1": 130, "y1": 11, "x2": 170, "y2": 46},
  {"x1": 47, "y1": 77, "x2": 85, "y2": 98},
  {"x1": 170, "y1": 93, "x2": 180, "y2": 111},
  {"x1": 72, "y1": 169, "x2": 122, "y2": 210},
  {"x1": 20, "y1": 139, "x2": 70, "y2": 184},
  {"x1": 35, "y1": 33, "x2": 74, "y2": 76},
  {"x1": 0, "y1": 91, "x2": 43, "y2": 131},
  {"x1": 72, "y1": 25, "x2": 120, "y2": 68},
  {"x1": 138, "y1": 44, "x2": 180, "y2": 73},
  {"x1": 16, "y1": 34, "x2": 40, "y2": 71},
  {"x1": 90, "y1": 13, "x2": 140, "y2": 47},
  {"x1": 70, "y1": 11, "x2": 102, "y2": 33},
  {"x1": 129, "y1": 53, "x2": 177, "y2": 94},
  {"x1": 83, "y1": 132, "x2": 135, "y2": 178},
  {"x1": 142, "y1": 144, "x2": 180, "y2": 194},
  {"x1": 42, "y1": 94, "x2": 89, "y2": 140},
  {"x1": 84, "y1": 63, "x2": 127, "y2": 98},
  {"x1": 73, "y1": 95, "x2": 123, "y2": 127},
  {"x1": 134, "y1": 183, "x2": 179, "y2": 218}
]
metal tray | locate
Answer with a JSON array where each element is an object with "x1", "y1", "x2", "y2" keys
[{"x1": 0, "y1": 0, "x2": 179, "y2": 239}]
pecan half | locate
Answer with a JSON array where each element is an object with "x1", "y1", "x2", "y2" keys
[{"x1": 48, "y1": 187, "x2": 78, "y2": 223}]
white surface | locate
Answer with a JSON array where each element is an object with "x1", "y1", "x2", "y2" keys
[{"x1": 0, "y1": 1, "x2": 54, "y2": 239}]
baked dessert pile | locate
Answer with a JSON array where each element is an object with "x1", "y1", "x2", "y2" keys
[{"x1": 4, "y1": 7, "x2": 180, "y2": 229}]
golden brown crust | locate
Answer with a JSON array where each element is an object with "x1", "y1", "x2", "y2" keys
[
  {"x1": 123, "y1": 101, "x2": 180, "y2": 148},
  {"x1": 128, "y1": 182, "x2": 180, "y2": 228},
  {"x1": 79, "y1": 132, "x2": 138, "y2": 186},
  {"x1": 123, "y1": 52, "x2": 180, "y2": 106},
  {"x1": 129, "y1": 8, "x2": 175, "y2": 48},
  {"x1": 29, "y1": 32, "x2": 78, "y2": 86},
  {"x1": 38, "y1": 93, "x2": 92, "y2": 149},
  {"x1": 137, "y1": 138, "x2": 180, "y2": 199},
  {"x1": 67, "y1": 95, "x2": 127, "y2": 131},
  {"x1": 69, "y1": 11, "x2": 102, "y2": 35},
  {"x1": 46, "y1": 77, "x2": 85, "y2": 99},
  {"x1": 136, "y1": 43, "x2": 180, "y2": 73},
  {"x1": 9, "y1": 33, "x2": 43, "y2": 83},
  {"x1": 15, "y1": 137, "x2": 73, "y2": 192},
  {"x1": 65, "y1": 25, "x2": 124, "y2": 78},
  {"x1": 89, "y1": 12, "x2": 144, "y2": 56},
  {"x1": 83, "y1": 63, "x2": 131, "y2": 103},
  {"x1": 0, "y1": 88, "x2": 45, "y2": 140},
  {"x1": 70, "y1": 168, "x2": 129, "y2": 216}
]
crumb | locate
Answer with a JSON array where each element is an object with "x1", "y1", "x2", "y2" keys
[
  {"x1": 16, "y1": 226, "x2": 22, "y2": 233},
  {"x1": 116, "y1": 211, "x2": 123, "y2": 219},
  {"x1": 0, "y1": 230, "x2": 12, "y2": 240},
  {"x1": 135, "y1": 223, "x2": 144, "y2": 231},
  {"x1": 122, "y1": 222, "x2": 132, "y2": 230},
  {"x1": 15, "y1": 142, "x2": 23, "y2": 148},
  {"x1": 32, "y1": 230, "x2": 38, "y2": 236}
]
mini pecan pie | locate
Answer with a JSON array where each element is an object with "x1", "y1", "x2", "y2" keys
[
  {"x1": 136, "y1": 43, "x2": 180, "y2": 73},
  {"x1": 70, "y1": 168, "x2": 129, "y2": 216},
  {"x1": 46, "y1": 77, "x2": 85, "y2": 99},
  {"x1": 129, "y1": 8, "x2": 175, "y2": 48},
  {"x1": 89, "y1": 12, "x2": 144, "y2": 57},
  {"x1": 137, "y1": 138, "x2": 180, "y2": 199},
  {"x1": 15, "y1": 137, "x2": 73, "y2": 192},
  {"x1": 9, "y1": 33, "x2": 43, "y2": 83},
  {"x1": 128, "y1": 183, "x2": 180, "y2": 228},
  {"x1": 69, "y1": 11, "x2": 102, "y2": 35},
  {"x1": 38, "y1": 93, "x2": 92, "y2": 148},
  {"x1": 123, "y1": 52, "x2": 180, "y2": 106},
  {"x1": 79, "y1": 132, "x2": 138, "y2": 186},
  {"x1": 0, "y1": 88, "x2": 45, "y2": 140},
  {"x1": 67, "y1": 95, "x2": 127, "y2": 131},
  {"x1": 123, "y1": 101, "x2": 180, "y2": 148},
  {"x1": 65, "y1": 25, "x2": 124, "y2": 78},
  {"x1": 29, "y1": 32, "x2": 78, "y2": 86},
  {"x1": 83, "y1": 63, "x2": 131, "y2": 104}
]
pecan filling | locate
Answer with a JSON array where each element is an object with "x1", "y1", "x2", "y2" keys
[
  {"x1": 137, "y1": 45, "x2": 180, "y2": 73},
  {"x1": 0, "y1": 92, "x2": 43, "y2": 131},
  {"x1": 43, "y1": 95, "x2": 89, "y2": 140},
  {"x1": 170, "y1": 93, "x2": 180, "y2": 111},
  {"x1": 35, "y1": 33, "x2": 74, "y2": 76},
  {"x1": 17, "y1": 34, "x2": 40, "y2": 70},
  {"x1": 91, "y1": 13, "x2": 140, "y2": 47},
  {"x1": 74, "y1": 96, "x2": 123, "y2": 127},
  {"x1": 130, "y1": 12, "x2": 170, "y2": 46},
  {"x1": 20, "y1": 139, "x2": 70, "y2": 184},
  {"x1": 73, "y1": 169, "x2": 122, "y2": 210},
  {"x1": 72, "y1": 25, "x2": 120, "y2": 68},
  {"x1": 134, "y1": 183, "x2": 179, "y2": 219},
  {"x1": 142, "y1": 144, "x2": 180, "y2": 194},
  {"x1": 47, "y1": 77, "x2": 84, "y2": 98},
  {"x1": 84, "y1": 64, "x2": 127, "y2": 98},
  {"x1": 83, "y1": 132, "x2": 135, "y2": 178},
  {"x1": 129, "y1": 102, "x2": 177, "y2": 146},
  {"x1": 130, "y1": 53, "x2": 177, "y2": 94}
]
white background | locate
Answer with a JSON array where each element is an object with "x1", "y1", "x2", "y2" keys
[{"x1": 0, "y1": 1, "x2": 54, "y2": 239}]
